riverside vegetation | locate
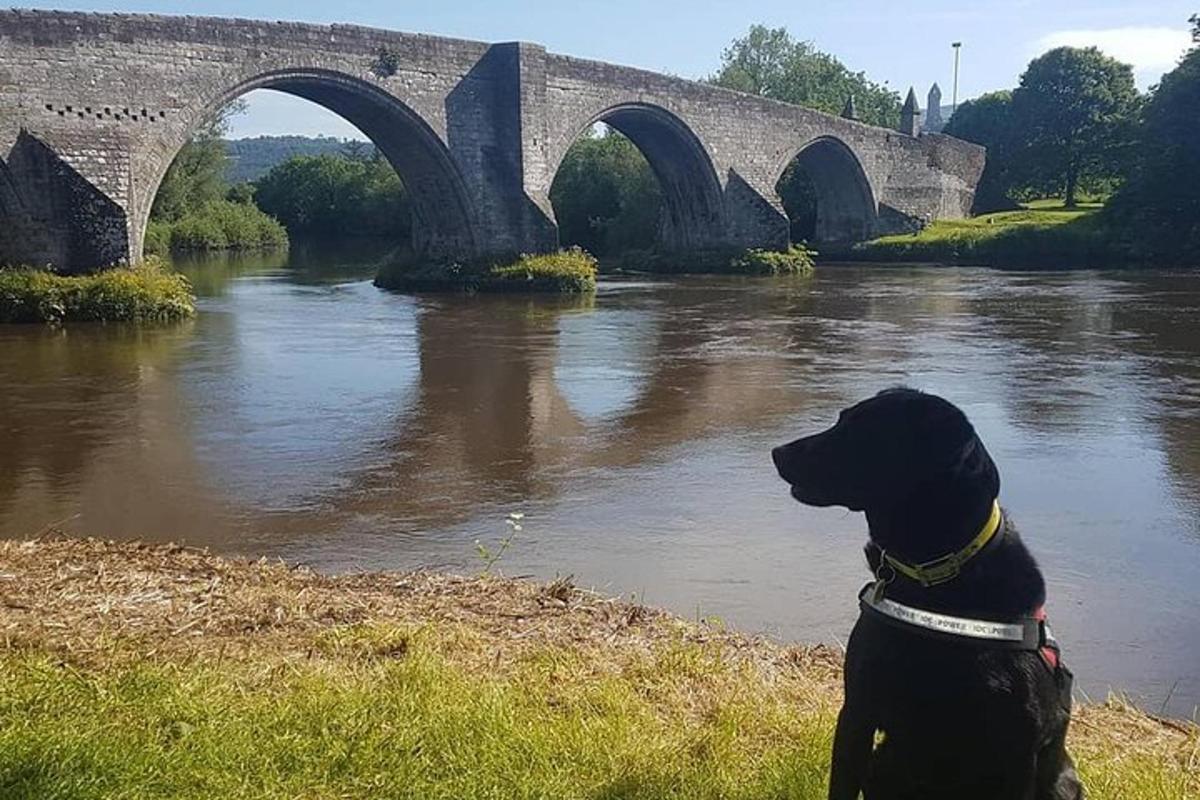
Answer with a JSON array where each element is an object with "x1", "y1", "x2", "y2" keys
[
  {"x1": 0, "y1": 537, "x2": 1194, "y2": 800},
  {"x1": 374, "y1": 248, "x2": 600, "y2": 294},
  {"x1": 0, "y1": 259, "x2": 194, "y2": 323},
  {"x1": 845, "y1": 202, "x2": 1111, "y2": 268}
]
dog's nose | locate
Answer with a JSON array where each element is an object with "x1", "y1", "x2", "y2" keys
[{"x1": 771, "y1": 445, "x2": 789, "y2": 480}]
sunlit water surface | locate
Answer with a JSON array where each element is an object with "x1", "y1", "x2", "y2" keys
[{"x1": 2, "y1": 244, "x2": 1198, "y2": 718}]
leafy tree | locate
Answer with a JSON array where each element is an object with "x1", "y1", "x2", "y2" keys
[
  {"x1": 225, "y1": 182, "x2": 256, "y2": 205},
  {"x1": 1010, "y1": 47, "x2": 1139, "y2": 207},
  {"x1": 254, "y1": 153, "x2": 412, "y2": 241},
  {"x1": 943, "y1": 91, "x2": 1021, "y2": 211},
  {"x1": 549, "y1": 129, "x2": 661, "y2": 255},
  {"x1": 709, "y1": 25, "x2": 901, "y2": 127},
  {"x1": 1106, "y1": 18, "x2": 1200, "y2": 261},
  {"x1": 151, "y1": 100, "x2": 246, "y2": 222},
  {"x1": 340, "y1": 139, "x2": 374, "y2": 162}
]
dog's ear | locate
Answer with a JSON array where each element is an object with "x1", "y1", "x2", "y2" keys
[{"x1": 946, "y1": 434, "x2": 1001, "y2": 499}]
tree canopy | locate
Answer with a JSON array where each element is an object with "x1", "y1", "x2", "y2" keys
[
  {"x1": 151, "y1": 100, "x2": 246, "y2": 222},
  {"x1": 1009, "y1": 47, "x2": 1139, "y2": 207},
  {"x1": 548, "y1": 129, "x2": 661, "y2": 256},
  {"x1": 709, "y1": 25, "x2": 901, "y2": 127},
  {"x1": 1105, "y1": 18, "x2": 1200, "y2": 261},
  {"x1": 254, "y1": 153, "x2": 412, "y2": 241}
]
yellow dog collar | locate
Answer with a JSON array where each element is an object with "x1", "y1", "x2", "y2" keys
[{"x1": 881, "y1": 499, "x2": 1003, "y2": 587}]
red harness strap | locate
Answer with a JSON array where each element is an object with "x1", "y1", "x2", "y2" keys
[{"x1": 1033, "y1": 606, "x2": 1059, "y2": 670}]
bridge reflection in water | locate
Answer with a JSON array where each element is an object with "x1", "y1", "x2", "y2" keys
[{"x1": 1, "y1": 255, "x2": 1199, "y2": 718}]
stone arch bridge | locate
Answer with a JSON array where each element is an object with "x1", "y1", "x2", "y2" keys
[{"x1": 0, "y1": 10, "x2": 984, "y2": 272}]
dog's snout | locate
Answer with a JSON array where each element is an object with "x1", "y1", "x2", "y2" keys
[
  {"x1": 772, "y1": 441, "x2": 802, "y2": 483},
  {"x1": 771, "y1": 445, "x2": 786, "y2": 475}
]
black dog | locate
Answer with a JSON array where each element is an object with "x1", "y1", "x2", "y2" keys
[{"x1": 773, "y1": 388, "x2": 1082, "y2": 800}]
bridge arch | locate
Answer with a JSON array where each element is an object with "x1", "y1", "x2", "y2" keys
[
  {"x1": 136, "y1": 68, "x2": 477, "y2": 260},
  {"x1": 547, "y1": 102, "x2": 725, "y2": 251},
  {"x1": 774, "y1": 136, "x2": 877, "y2": 243}
]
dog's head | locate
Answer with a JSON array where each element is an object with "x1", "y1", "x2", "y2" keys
[{"x1": 772, "y1": 388, "x2": 998, "y2": 517}]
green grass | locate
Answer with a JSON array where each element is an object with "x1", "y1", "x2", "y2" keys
[
  {"x1": 375, "y1": 247, "x2": 598, "y2": 294},
  {"x1": 848, "y1": 202, "x2": 1118, "y2": 268},
  {"x1": 145, "y1": 200, "x2": 288, "y2": 256},
  {"x1": 0, "y1": 640, "x2": 836, "y2": 800},
  {"x1": 1, "y1": 538, "x2": 1194, "y2": 800},
  {"x1": 0, "y1": 259, "x2": 195, "y2": 323},
  {"x1": 0, "y1": 642, "x2": 1193, "y2": 800}
]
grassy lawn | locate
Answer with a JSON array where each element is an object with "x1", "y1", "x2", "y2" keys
[
  {"x1": 0, "y1": 538, "x2": 1195, "y2": 799},
  {"x1": 848, "y1": 200, "x2": 1117, "y2": 268}
]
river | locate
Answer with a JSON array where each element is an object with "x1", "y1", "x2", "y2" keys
[{"x1": 2, "y1": 243, "x2": 1198, "y2": 718}]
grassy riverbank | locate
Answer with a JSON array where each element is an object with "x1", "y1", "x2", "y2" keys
[
  {"x1": 0, "y1": 261, "x2": 195, "y2": 324},
  {"x1": 0, "y1": 538, "x2": 1195, "y2": 799},
  {"x1": 845, "y1": 202, "x2": 1116, "y2": 268}
]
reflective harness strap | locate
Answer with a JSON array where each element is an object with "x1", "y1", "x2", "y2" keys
[
  {"x1": 881, "y1": 499, "x2": 1004, "y2": 587},
  {"x1": 858, "y1": 581, "x2": 1061, "y2": 670}
]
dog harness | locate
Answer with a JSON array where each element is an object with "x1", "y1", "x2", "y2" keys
[
  {"x1": 863, "y1": 499, "x2": 1064, "y2": 670},
  {"x1": 859, "y1": 582, "x2": 1062, "y2": 670}
]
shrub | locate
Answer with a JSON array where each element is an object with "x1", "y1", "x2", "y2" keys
[
  {"x1": 375, "y1": 247, "x2": 598, "y2": 294},
  {"x1": 143, "y1": 220, "x2": 172, "y2": 257},
  {"x1": 0, "y1": 259, "x2": 195, "y2": 324},
  {"x1": 482, "y1": 248, "x2": 599, "y2": 293},
  {"x1": 729, "y1": 245, "x2": 816, "y2": 275},
  {"x1": 153, "y1": 200, "x2": 288, "y2": 254},
  {"x1": 169, "y1": 213, "x2": 229, "y2": 251}
]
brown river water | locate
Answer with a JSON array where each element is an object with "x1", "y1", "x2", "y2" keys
[{"x1": 2, "y1": 245, "x2": 1198, "y2": 718}]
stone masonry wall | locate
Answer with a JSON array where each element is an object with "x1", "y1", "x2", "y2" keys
[{"x1": 0, "y1": 9, "x2": 984, "y2": 271}]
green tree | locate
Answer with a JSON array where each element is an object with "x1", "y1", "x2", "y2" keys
[
  {"x1": 1106, "y1": 17, "x2": 1200, "y2": 261},
  {"x1": 1010, "y1": 47, "x2": 1139, "y2": 207},
  {"x1": 943, "y1": 91, "x2": 1021, "y2": 211},
  {"x1": 549, "y1": 130, "x2": 661, "y2": 255},
  {"x1": 151, "y1": 100, "x2": 246, "y2": 221},
  {"x1": 709, "y1": 25, "x2": 901, "y2": 127},
  {"x1": 254, "y1": 153, "x2": 411, "y2": 241}
]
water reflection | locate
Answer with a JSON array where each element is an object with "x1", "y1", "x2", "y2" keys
[{"x1": 1, "y1": 252, "x2": 1198, "y2": 717}]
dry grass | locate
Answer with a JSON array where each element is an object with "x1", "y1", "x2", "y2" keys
[
  {"x1": 0, "y1": 536, "x2": 1195, "y2": 799},
  {"x1": 0, "y1": 535, "x2": 835, "y2": 680}
]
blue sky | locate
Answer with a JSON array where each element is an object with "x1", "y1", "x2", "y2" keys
[{"x1": 18, "y1": 0, "x2": 1196, "y2": 138}]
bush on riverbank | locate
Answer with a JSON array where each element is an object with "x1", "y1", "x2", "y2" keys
[
  {"x1": 605, "y1": 244, "x2": 816, "y2": 276},
  {"x1": 0, "y1": 537, "x2": 1194, "y2": 800},
  {"x1": 375, "y1": 247, "x2": 598, "y2": 294},
  {"x1": 144, "y1": 200, "x2": 288, "y2": 256},
  {"x1": 844, "y1": 204, "x2": 1122, "y2": 268},
  {"x1": 0, "y1": 260, "x2": 195, "y2": 323}
]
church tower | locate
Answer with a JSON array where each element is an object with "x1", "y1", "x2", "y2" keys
[
  {"x1": 899, "y1": 87, "x2": 922, "y2": 136},
  {"x1": 926, "y1": 83, "x2": 944, "y2": 131}
]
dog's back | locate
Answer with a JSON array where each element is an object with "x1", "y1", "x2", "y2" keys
[{"x1": 845, "y1": 612, "x2": 1077, "y2": 799}]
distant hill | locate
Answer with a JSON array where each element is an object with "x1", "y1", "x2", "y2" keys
[{"x1": 223, "y1": 136, "x2": 373, "y2": 183}]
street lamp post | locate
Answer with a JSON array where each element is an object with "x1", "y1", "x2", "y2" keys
[{"x1": 951, "y1": 42, "x2": 962, "y2": 115}]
